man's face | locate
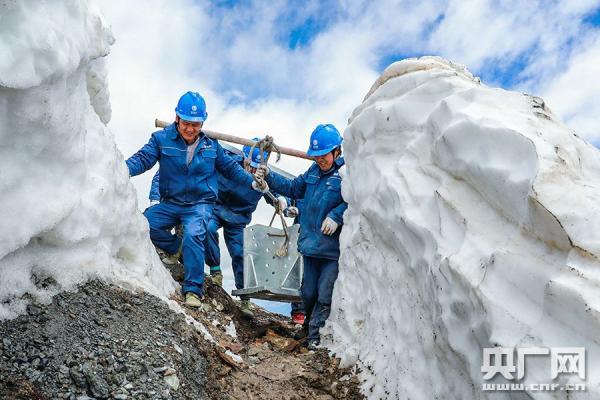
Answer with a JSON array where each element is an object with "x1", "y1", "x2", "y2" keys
[
  {"x1": 314, "y1": 151, "x2": 335, "y2": 171},
  {"x1": 176, "y1": 116, "x2": 202, "y2": 144}
]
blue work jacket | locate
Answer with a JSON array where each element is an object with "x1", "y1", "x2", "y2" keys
[
  {"x1": 149, "y1": 151, "x2": 279, "y2": 225},
  {"x1": 266, "y1": 158, "x2": 347, "y2": 260},
  {"x1": 127, "y1": 123, "x2": 253, "y2": 205}
]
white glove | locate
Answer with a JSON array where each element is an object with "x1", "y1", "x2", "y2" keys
[
  {"x1": 252, "y1": 180, "x2": 269, "y2": 193},
  {"x1": 321, "y1": 217, "x2": 339, "y2": 236},
  {"x1": 255, "y1": 165, "x2": 269, "y2": 179},
  {"x1": 149, "y1": 200, "x2": 160, "y2": 206},
  {"x1": 277, "y1": 196, "x2": 287, "y2": 212},
  {"x1": 284, "y1": 206, "x2": 299, "y2": 218}
]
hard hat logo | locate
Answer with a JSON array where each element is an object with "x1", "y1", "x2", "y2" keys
[{"x1": 191, "y1": 105, "x2": 197, "y2": 112}]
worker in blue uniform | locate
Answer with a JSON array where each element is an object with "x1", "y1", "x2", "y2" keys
[
  {"x1": 126, "y1": 91, "x2": 262, "y2": 308},
  {"x1": 254, "y1": 124, "x2": 346, "y2": 347},
  {"x1": 149, "y1": 140, "x2": 286, "y2": 317}
]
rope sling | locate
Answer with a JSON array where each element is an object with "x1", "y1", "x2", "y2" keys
[{"x1": 244, "y1": 136, "x2": 290, "y2": 257}]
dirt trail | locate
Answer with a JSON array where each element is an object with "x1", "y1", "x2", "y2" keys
[{"x1": 172, "y1": 275, "x2": 364, "y2": 400}]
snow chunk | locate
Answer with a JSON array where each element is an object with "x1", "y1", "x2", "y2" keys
[
  {"x1": 0, "y1": 0, "x2": 114, "y2": 89},
  {"x1": 225, "y1": 321, "x2": 238, "y2": 339},
  {"x1": 0, "y1": 1, "x2": 176, "y2": 320},
  {"x1": 324, "y1": 56, "x2": 600, "y2": 399}
]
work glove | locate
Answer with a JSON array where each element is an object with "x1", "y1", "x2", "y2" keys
[
  {"x1": 320, "y1": 217, "x2": 339, "y2": 236},
  {"x1": 255, "y1": 165, "x2": 269, "y2": 180},
  {"x1": 284, "y1": 206, "x2": 299, "y2": 218},
  {"x1": 252, "y1": 180, "x2": 269, "y2": 193},
  {"x1": 276, "y1": 196, "x2": 288, "y2": 212},
  {"x1": 150, "y1": 200, "x2": 160, "y2": 206}
]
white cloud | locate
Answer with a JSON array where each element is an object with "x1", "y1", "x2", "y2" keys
[
  {"x1": 97, "y1": 0, "x2": 600, "y2": 205},
  {"x1": 540, "y1": 32, "x2": 600, "y2": 139}
]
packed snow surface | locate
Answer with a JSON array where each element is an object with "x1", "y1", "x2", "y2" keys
[
  {"x1": 324, "y1": 56, "x2": 600, "y2": 399},
  {"x1": 0, "y1": 1, "x2": 176, "y2": 320}
]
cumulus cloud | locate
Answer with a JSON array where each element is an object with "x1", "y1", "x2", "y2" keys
[{"x1": 97, "y1": 0, "x2": 600, "y2": 202}]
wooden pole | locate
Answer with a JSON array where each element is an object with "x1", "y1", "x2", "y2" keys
[{"x1": 155, "y1": 119, "x2": 312, "y2": 160}]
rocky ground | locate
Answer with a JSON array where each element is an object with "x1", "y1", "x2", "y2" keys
[{"x1": 0, "y1": 267, "x2": 364, "y2": 400}]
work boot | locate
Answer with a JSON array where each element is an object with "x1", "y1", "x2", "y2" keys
[
  {"x1": 211, "y1": 272, "x2": 223, "y2": 287},
  {"x1": 209, "y1": 266, "x2": 223, "y2": 287},
  {"x1": 293, "y1": 325, "x2": 308, "y2": 340},
  {"x1": 291, "y1": 312, "x2": 305, "y2": 325},
  {"x1": 239, "y1": 299, "x2": 254, "y2": 318},
  {"x1": 160, "y1": 252, "x2": 179, "y2": 265},
  {"x1": 306, "y1": 340, "x2": 320, "y2": 351},
  {"x1": 184, "y1": 292, "x2": 203, "y2": 308}
]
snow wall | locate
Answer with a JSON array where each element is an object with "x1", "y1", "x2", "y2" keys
[
  {"x1": 0, "y1": 1, "x2": 176, "y2": 320},
  {"x1": 324, "y1": 56, "x2": 600, "y2": 399}
]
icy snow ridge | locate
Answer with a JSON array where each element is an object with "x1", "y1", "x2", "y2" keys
[
  {"x1": 325, "y1": 56, "x2": 600, "y2": 399},
  {"x1": 0, "y1": 1, "x2": 176, "y2": 320}
]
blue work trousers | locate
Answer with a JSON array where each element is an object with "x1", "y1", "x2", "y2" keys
[
  {"x1": 204, "y1": 215, "x2": 245, "y2": 290},
  {"x1": 144, "y1": 201, "x2": 213, "y2": 296},
  {"x1": 301, "y1": 256, "x2": 339, "y2": 343}
]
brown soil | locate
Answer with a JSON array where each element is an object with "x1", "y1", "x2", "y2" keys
[{"x1": 178, "y1": 275, "x2": 365, "y2": 400}]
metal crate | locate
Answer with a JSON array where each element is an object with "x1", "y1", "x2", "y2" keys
[{"x1": 231, "y1": 224, "x2": 303, "y2": 302}]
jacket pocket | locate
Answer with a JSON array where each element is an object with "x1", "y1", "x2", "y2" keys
[{"x1": 161, "y1": 147, "x2": 185, "y2": 157}]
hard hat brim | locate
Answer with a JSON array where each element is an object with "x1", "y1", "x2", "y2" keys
[
  {"x1": 306, "y1": 146, "x2": 339, "y2": 157},
  {"x1": 176, "y1": 111, "x2": 206, "y2": 123}
]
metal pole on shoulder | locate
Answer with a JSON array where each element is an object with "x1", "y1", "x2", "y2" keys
[{"x1": 154, "y1": 119, "x2": 312, "y2": 161}]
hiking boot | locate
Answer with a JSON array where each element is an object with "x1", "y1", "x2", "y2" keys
[
  {"x1": 291, "y1": 312, "x2": 305, "y2": 325},
  {"x1": 239, "y1": 299, "x2": 254, "y2": 318},
  {"x1": 185, "y1": 292, "x2": 203, "y2": 308},
  {"x1": 306, "y1": 340, "x2": 320, "y2": 351},
  {"x1": 293, "y1": 325, "x2": 308, "y2": 340},
  {"x1": 211, "y1": 272, "x2": 223, "y2": 287},
  {"x1": 160, "y1": 253, "x2": 179, "y2": 265}
]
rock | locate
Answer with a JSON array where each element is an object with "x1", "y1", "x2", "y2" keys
[
  {"x1": 173, "y1": 343, "x2": 183, "y2": 355},
  {"x1": 247, "y1": 346, "x2": 260, "y2": 357},
  {"x1": 163, "y1": 374, "x2": 180, "y2": 391},
  {"x1": 69, "y1": 368, "x2": 87, "y2": 389},
  {"x1": 26, "y1": 305, "x2": 43, "y2": 316},
  {"x1": 85, "y1": 369, "x2": 110, "y2": 398}
]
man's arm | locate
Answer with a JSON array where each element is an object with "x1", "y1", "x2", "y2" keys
[
  {"x1": 265, "y1": 169, "x2": 308, "y2": 200},
  {"x1": 262, "y1": 171, "x2": 290, "y2": 207},
  {"x1": 126, "y1": 134, "x2": 160, "y2": 177},
  {"x1": 327, "y1": 201, "x2": 348, "y2": 226},
  {"x1": 149, "y1": 170, "x2": 160, "y2": 202},
  {"x1": 214, "y1": 143, "x2": 254, "y2": 186}
]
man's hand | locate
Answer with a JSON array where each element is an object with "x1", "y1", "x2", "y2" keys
[
  {"x1": 252, "y1": 180, "x2": 269, "y2": 193},
  {"x1": 320, "y1": 217, "x2": 339, "y2": 235},
  {"x1": 284, "y1": 206, "x2": 299, "y2": 218},
  {"x1": 255, "y1": 165, "x2": 269, "y2": 180},
  {"x1": 276, "y1": 196, "x2": 287, "y2": 212}
]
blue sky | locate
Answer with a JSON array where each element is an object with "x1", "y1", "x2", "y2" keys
[{"x1": 100, "y1": 0, "x2": 600, "y2": 314}]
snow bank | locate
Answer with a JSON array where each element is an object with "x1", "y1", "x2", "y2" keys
[
  {"x1": 324, "y1": 56, "x2": 600, "y2": 399},
  {"x1": 0, "y1": 1, "x2": 177, "y2": 320}
]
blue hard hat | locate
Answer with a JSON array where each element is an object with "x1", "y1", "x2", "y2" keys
[
  {"x1": 306, "y1": 124, "x2": 342, "y2": 157},
  {"x1": 243, "y1": 137, "x2": 270, "y2": 168},
  {"x1": 175, "y1": 91, "x2": 208, "y2": 122}
]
